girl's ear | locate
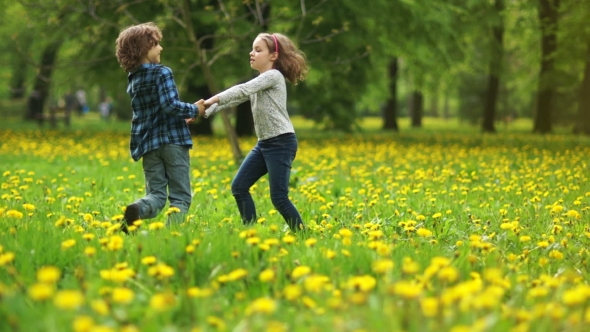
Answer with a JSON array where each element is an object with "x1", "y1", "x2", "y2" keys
[{"x1": 270, "y1": 52, "x2": 278, "y2": 61}]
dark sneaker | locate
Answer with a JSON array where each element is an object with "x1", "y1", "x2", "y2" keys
[{"x1": 122, "y1": 203, "x2": 141, "y2": 234}]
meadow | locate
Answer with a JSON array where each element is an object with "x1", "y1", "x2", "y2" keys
[{"x1": 1, "y1": 115, "x2": 589, "y2": 332}]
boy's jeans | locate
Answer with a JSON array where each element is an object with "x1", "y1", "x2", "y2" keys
[
  {"x1": 231, "y1": 133, "x2": 304, "y2": 231},
  {"x1": 133, "y1": 144, "x2": 192, "y2": 223}
]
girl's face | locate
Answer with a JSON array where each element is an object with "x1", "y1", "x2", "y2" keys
[
  {"x1": 144, "y1": 42, "x2": 162, "y2": 65},
  {"x1": 249, "y1": 37, "x2": 277, "y2": 73}
]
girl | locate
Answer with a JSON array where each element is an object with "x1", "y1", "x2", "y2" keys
[{"x1": 199, "y1": 32, "x2": 308, "y2": 232}]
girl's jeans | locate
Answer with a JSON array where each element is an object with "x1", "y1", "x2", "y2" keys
[
  {"x1": 231, "y1": 133, "x2": 304, "y2": 231},
  {"x1": 134, "y1": 144, "x2": 192, "y2": 223}
]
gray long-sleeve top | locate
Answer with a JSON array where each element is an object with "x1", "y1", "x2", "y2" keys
[{"x1": 204, "y1": 69, "x2": 295, "y2": 140}]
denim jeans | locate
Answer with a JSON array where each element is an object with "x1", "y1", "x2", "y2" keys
[
  {"x1": 231, "y1": 133, "x2": 304, "y2": 231},
  {"x1": 133, "y1": 144, "x2": 192, "y2": 223}
]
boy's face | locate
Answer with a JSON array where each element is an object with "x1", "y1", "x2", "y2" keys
[{"x1": 144, "y1": 42, "x2": 162, "y2": 65}]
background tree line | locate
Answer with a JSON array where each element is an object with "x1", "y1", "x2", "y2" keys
[{"x1": 0, "y1": 0, "x2": 588, "y2": 141}]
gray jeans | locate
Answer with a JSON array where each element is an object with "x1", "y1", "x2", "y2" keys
[{"x1": 133, "y1": 144, "x2": 192, "y2": 223}]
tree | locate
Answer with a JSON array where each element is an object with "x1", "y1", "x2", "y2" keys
[
  {"x1": 576, "y1": 38, "x2": 590, "y2": 135},
  {"x1": 482, "y1": 0, "x2": 505, "y2": 133},
  {"x1": 533, "y1": 0, "x2": 560, "y2": 134},
  {"x1": 382, "y1": 58, "x2": 399, "y2": 131}
]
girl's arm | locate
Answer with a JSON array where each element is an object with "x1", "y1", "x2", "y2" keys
[{"x1": 203, "y1": 69, "x2": 282, "y2": 110}]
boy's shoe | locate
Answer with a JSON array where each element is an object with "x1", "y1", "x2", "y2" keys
[{"x1": 122, "y1": 203, "x2": 141, "y2": 234}]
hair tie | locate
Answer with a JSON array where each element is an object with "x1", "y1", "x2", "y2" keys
[{"x1": 271, "y1": 34, "x2": 279, "y2": 55}]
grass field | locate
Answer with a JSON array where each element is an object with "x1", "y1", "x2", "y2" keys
[{"x1": 1, "y1": 115, "x2": 589, "y2": 332}]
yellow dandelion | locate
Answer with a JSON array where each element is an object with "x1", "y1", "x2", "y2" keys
[
  {"x1": 347, "y1": 275, "x2": 377, "y2": 292},
  {"x1": 148, "y1": 222, "x2": 165, "y2": 230},
  {"x1": 372, "y1": 259, "x2": 394, "y2": 274},
  {"x1": 420, "y1": 297, "x2": 439, "y2": 317},
  {"x1": 37, "y1": 266, "x2": 61, "y2": 284},
  {"x1": 245, "y1": 297, "x2": 277, "y2": 315},
  {"x1": 91, "y1": 299, "x2": 110, "y2": 316},
  {"x1": 61, "y1": 239, "x2": 76, "y2": 250},
  {"x1": 84, "y1": 247, "x2": 96, "y2": 257},
  {"x1": 106, "y1": 235, "x2": 124, "y2": 251},
  {"x1": 28, "y1": 283, "x2": 55, "y2": 301},
  {"x1": 150, "y1": 292, "x2": 176, "y2": 312},
  {"x1": 112, "y1": 287, "x2": 135, "y2": 304},
  {"x1": 6, "y1": 210, "x2": 24, "y2": 218},
  {"x1": 148, "y1": 263, "x2": 175, "y2": 280},
  {"x1": 72, "y1": 315, "x2": 94, "y2": 332},
  {"x1": 82, "y1": 233, "x2": 95, "y2": 241},
  {"x1": 187, "y1": 287, "x2": 213, "y2": 298},
  {"x1": 291, "y1": 266, "x2": 311, "y2": 280},
  {"x1": 339, "y1": 228, "x2": 353, "y2": 237},
  {"x1": 283, "y1": 284, "x2": 302, "y2": 301},
  {"x1": 259, "y1": 269, "x2": 276, "y2": 282},
  {"x1": 283, "y1": 235, "x2": 296, "y2": 244},
  {"x1": 54, "y1": 290, "x2": 85, "y2": 310},
  {"x1": 23, "y1": 203, "x2": 35, "y2": 211},
  {"x1": 227, "y1": 268, "x2": 248, "y2": 281},
  {"x1": 416, "y1": 228, "x2": 433, "y2": 237},
  {"x1": 141, "y1": 256, "x2": 157, "y2": 265},
  {"x1": 402, "y1": 257, "x2": 420, "y2": 275},
  {"x1": 206, "y1": 316, "x2": 226, "y2": 330}
]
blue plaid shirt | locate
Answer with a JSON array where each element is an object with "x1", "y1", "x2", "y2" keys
[{"x1": 126, "y1": 63, "x2": 197, "y2": 161}]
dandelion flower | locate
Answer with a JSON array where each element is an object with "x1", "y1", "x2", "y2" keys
[
  {"x1": 54, "y1": 290, "x2": 85, "y2": 310},
  {"x1": 291, "y1": 266, "x2": 311, "y2": 280},
  {"x1": 28, "y1": 283, "x2": 55, "y2": 301},
  {"x1": 37, "y1": 266, "x2": 61, "y2": 284},
  {"x1": 150, "y1": 292, "x2": 176, "y2": 312},
  {"x1": 245, "y1": 297, "x2": 277, "y2": 315}
]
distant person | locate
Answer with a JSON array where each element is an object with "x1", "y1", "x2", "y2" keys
[
  {"x1": 199, "y1": 32, "x2": 308, "y2": 233},
  {"x1": 75, "y1": 88, "x2": 88, "y2": 116},
  {"x1": 115, "y1": 22, "x2": 201, "y2": 233},
  {"x1": 99, "y1": 97, "x2": 113, "y2": 121}
]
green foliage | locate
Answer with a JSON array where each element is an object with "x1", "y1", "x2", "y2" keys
[{"x1": 1, "y1": 0, "x2": 589, "y2": 132}]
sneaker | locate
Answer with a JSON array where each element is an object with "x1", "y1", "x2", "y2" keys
[{"x1": 122, "y1": 203, "x2": 141, "y2": 234}]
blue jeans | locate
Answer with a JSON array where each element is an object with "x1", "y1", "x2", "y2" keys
[
  {"x1": 231, "y1": 133, "x2": 304, "y2": 231},
  {"x1": 133, "y1": 144, "x2": 192, "y2": 223}
]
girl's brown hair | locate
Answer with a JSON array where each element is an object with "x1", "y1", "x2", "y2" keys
[
  {"x1": 115, "y1": 22, "x2": 162, "y2": 72},
  {"x1": 258, "y1": 33, "x2": 308, "y2": 84}
]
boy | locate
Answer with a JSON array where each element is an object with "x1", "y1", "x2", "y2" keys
[{"x1": 115, "y1": 22, "x2": 201, "y2": 233}]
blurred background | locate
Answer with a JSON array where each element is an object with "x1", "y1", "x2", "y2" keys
[{"x1": 0, "y1": 0, "x2": 588, "y2": 136}]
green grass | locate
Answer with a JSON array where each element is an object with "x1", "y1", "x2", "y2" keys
[{"x1": 0, "y1": 115, "x2": 589, "y2": 332}]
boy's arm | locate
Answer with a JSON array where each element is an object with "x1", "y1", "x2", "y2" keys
[{"x1": 157, "y1": 67, "x2": 197, "y2": 118}]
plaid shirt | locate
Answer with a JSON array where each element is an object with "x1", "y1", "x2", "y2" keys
[{"x1": 126, "y1": 63, "x2": 197, "y2": 161}]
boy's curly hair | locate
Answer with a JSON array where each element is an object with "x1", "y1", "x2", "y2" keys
[
  {"x1": 115, "y1": 22, "x2": 162, "y2": 72},
  {"x1": 258, "y1": 33, "x2": 308, "y2": 84}
]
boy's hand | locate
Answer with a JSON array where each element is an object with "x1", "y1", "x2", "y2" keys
[
  {"x1": 196, "y1": 99, "x2": 206, "y2": 117},
  {"x1": 185, "y1": 118, "x2": 195, "y2": 124}
]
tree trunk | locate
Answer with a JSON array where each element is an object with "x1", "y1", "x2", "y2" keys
[
  {"x1": 234, "y1": 1, "x2": 269, "y2": 137},
  {"x1": 443, "y1": 94, "x2": 450, "y2": 119},
  {"x1": 482, "y1": 0, "x2": 504, "y2": 133},
  {"x1": 411, "y1": 91, "x2": 423, "y2": 127},
  {"x1": 181, "y1": 0, "x2": 242, "y2": 163},
  {"x1": 187, "y1": 81, "x2": 214, "y2": 136},
  {"x1": 25, "y1": 41, "x2": 61, "y2": 121},
  {"x1": 236, "y1": 101, "x2": 255, "y2": 136},
  {"x1": 9, "y1": 33, "x2": 33, "y2": 100},
  {"x1": 429, "y1": 93, "x2": 439, "y2": 117},
  {"x1": 382, "y1": 58, "x2": 399, "y2": 131},
  {"x1": 533, "y1": 0, "x2": 559, "y2": 134},
  {"x1": 10, "y1": 56, "x2": 28, "y2": 99},
  {"x1": 576, "y1": 38, "x2": 590, "y2": 135}
]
